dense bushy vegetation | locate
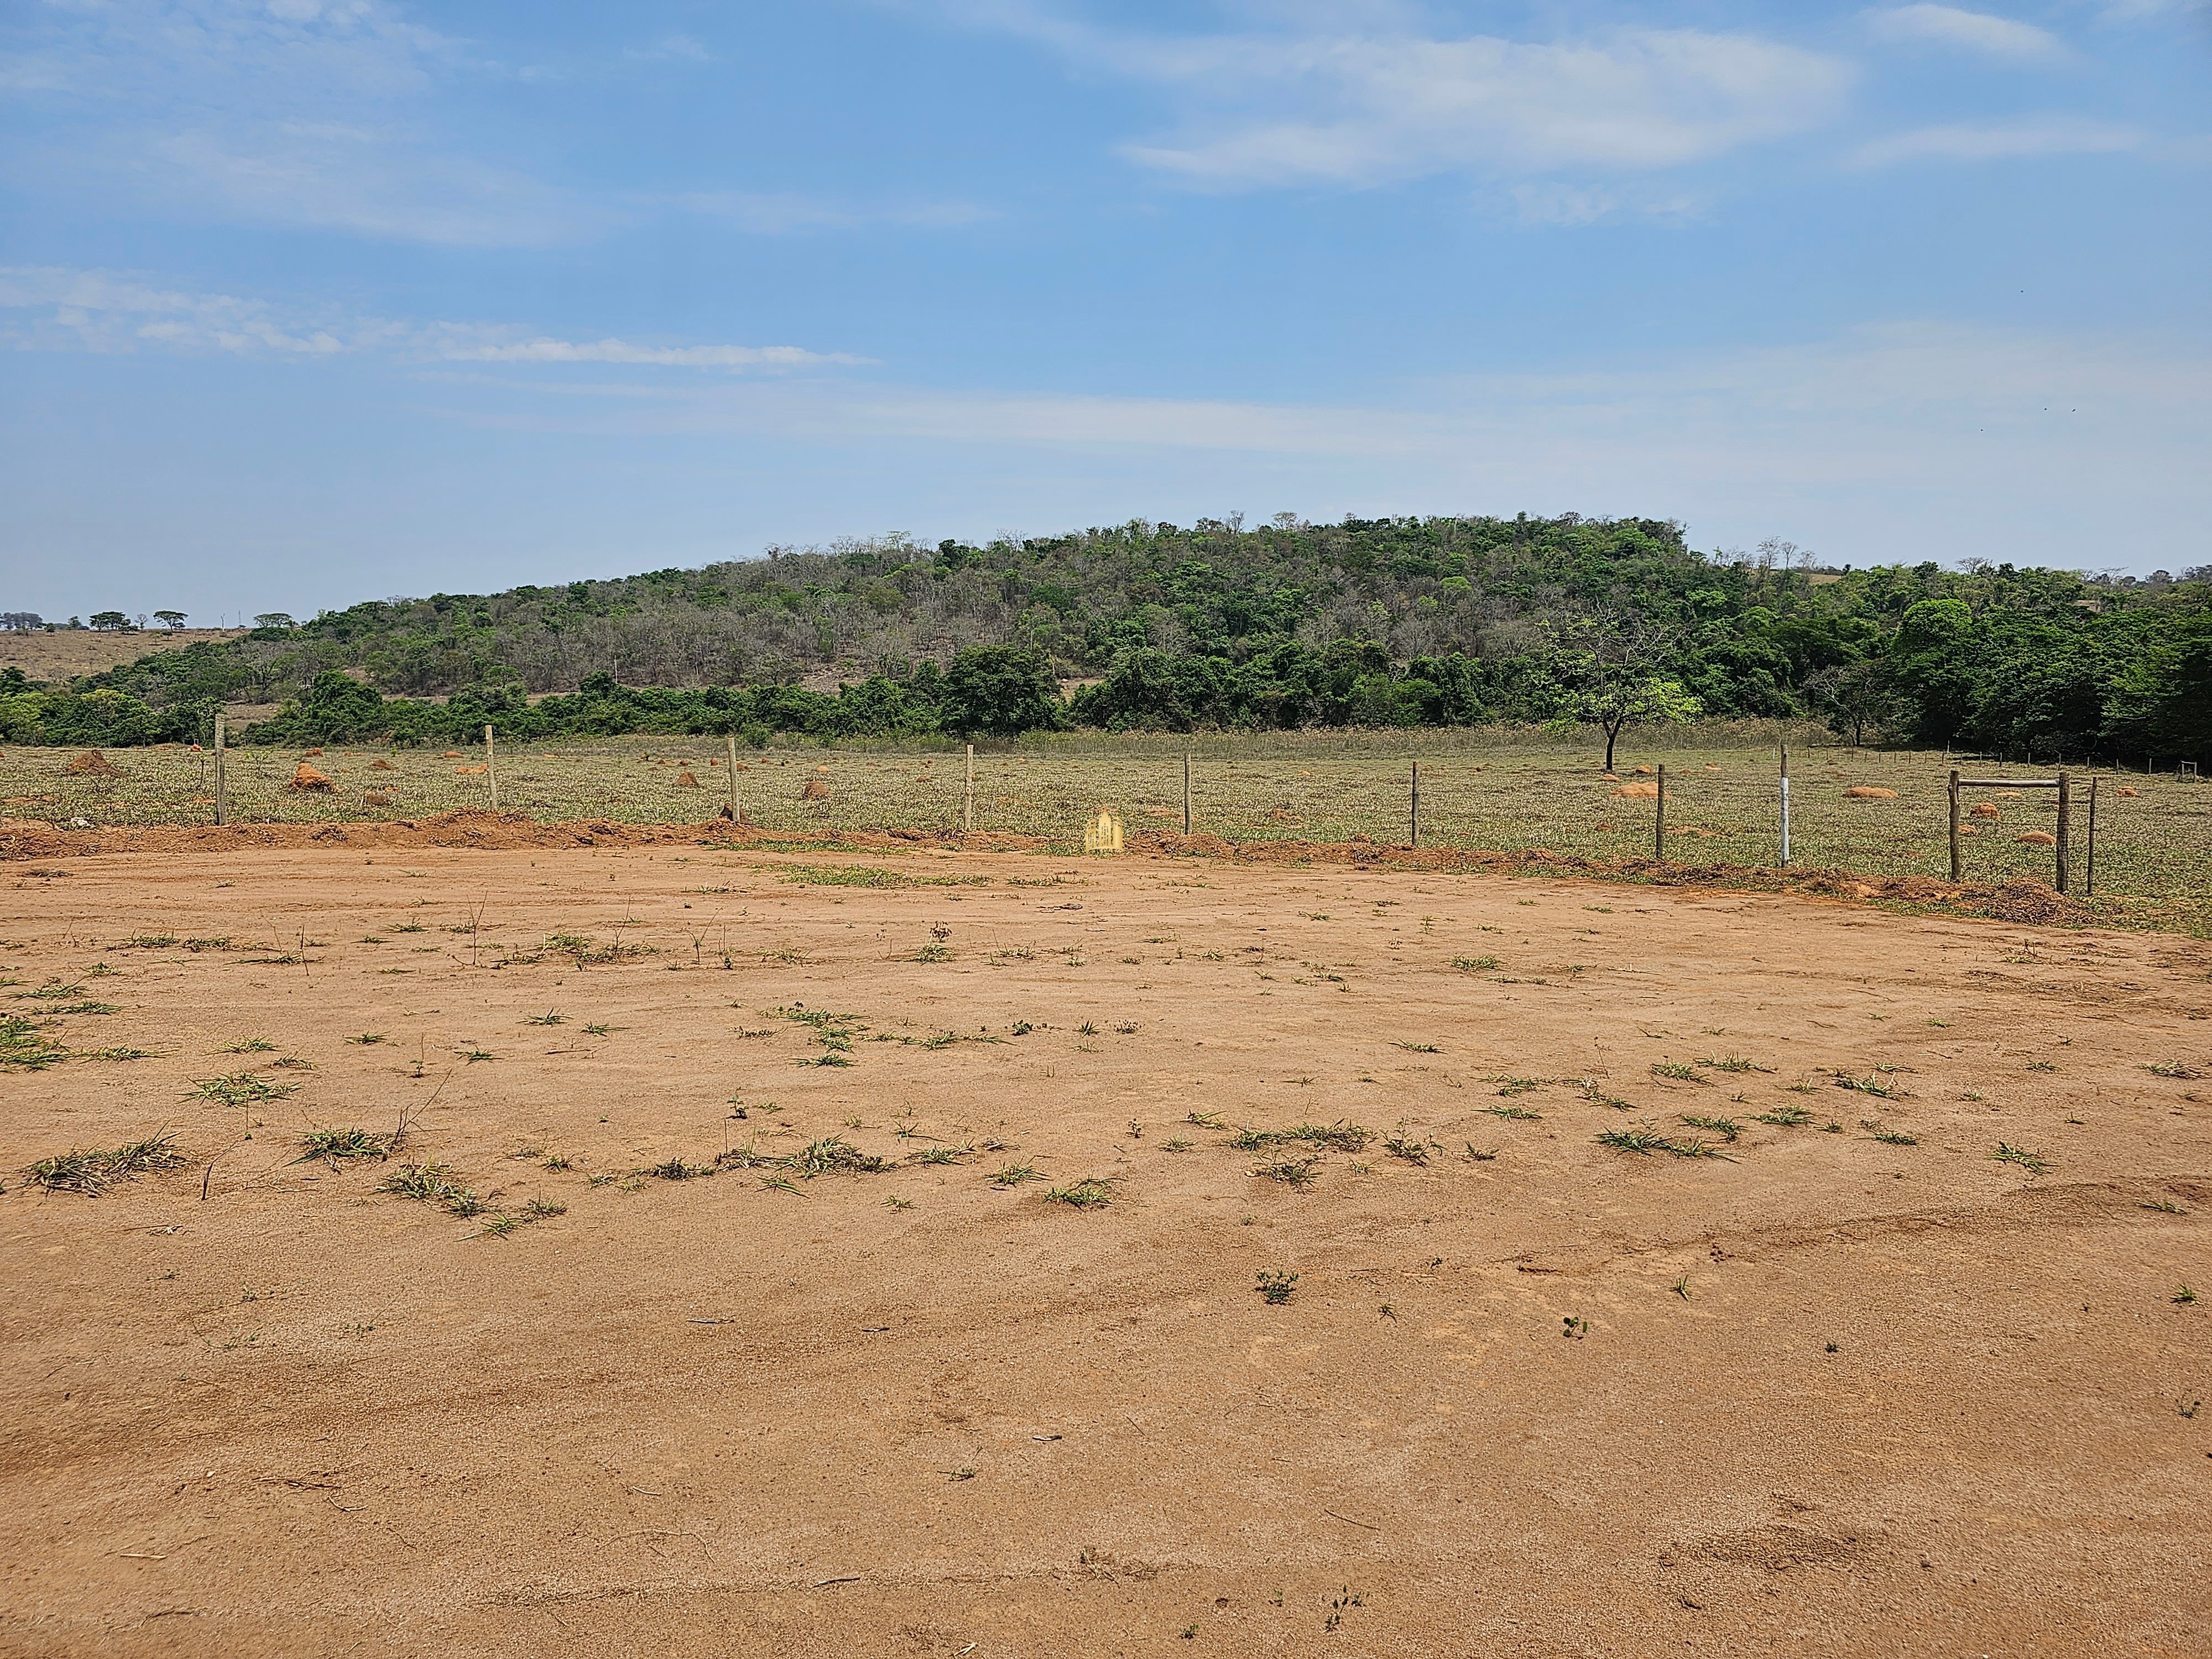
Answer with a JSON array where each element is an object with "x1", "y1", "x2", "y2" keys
[{"x1": 8, "y1": 514, "x2": 2208, "y2": 760}]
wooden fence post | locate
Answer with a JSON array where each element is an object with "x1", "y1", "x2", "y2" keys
[
  {"x1": 1948, "y1": 769, "x2": 1961, "y2": 881},
  {"x1": 484, "y1": 723, "x2": 498, "y2": 810},
  {"x1": 213, "y1": 711, "x2": 227, "y2": 828},
  {"x1": 1410, "y1": 761, "x2": 1420, "y2": 849},
  {"x1": 2054, "y1": 771, "x2": 2070, "y2": 894},
  {"x1": 2084, "y1": 774, "x2": 2099, "y2": 896},
  {"x1": 1654, "y1": 765, "x2": 1666, "y2": 861},
  {"x1": 1183, "y1": 752, "x2": 1192, "y2": 836},
  {"x1": 963, "y1": 744, "x2": 974, "y2": 834},
  {"x1": 726, "y1": 732, "x2": 740, "y2": 822}
]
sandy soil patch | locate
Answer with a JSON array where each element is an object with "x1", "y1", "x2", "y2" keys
[{"x1": 3, "y1": 846, "x2": 2207, "y2": 1656}]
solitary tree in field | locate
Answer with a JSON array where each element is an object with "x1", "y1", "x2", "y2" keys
[
  {"x1": 253, "y1": 612, "x2": 297, "y2": 631},
  {"x1": 88, "y1": 610, "x2": 129, "y2": 630},
  {"x1": 1806, "y1": 659, "x2": 1899, "y2": 747},
  {"x1": 1548, "y1": 611, "x2": 1700, "y2": 772},
  {"x1": 154, "y1": 609, "x2": 187, "y2": 629}
]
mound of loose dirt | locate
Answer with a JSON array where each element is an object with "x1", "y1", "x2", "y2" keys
[
  {"x1": 674, "y1": 770, "x2": 700, "y2": 788},
  {"x1": 1844, "y1": 786, "x2": 1899, "y2": 799},
  {"x1": 370, "y1": 758, "x2": 397, "y2": 772},
  {"x1": 288, "y1": 762, "x2": 335, "y2": 792},
  {"x1": 64, "y1": 750, "x2": 120, "y2": 778},
  {"x1": 801, "y1": 776, "x2": 830, "y2": 800},
  {"x1": 1612, "y1": 781, "x2": 1661, "y2": 799}
]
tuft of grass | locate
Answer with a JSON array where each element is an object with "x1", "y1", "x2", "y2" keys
[
  {"x1": 1869, "y1": 1126, "x2": 1919, "y2": 1146},
  {"x1": 524, "y1": 1010, "x2": 565, "y2": 1026},
  {"x1": 1698, "y1": 1055, "x2": 1773, "y2": 1074},
  {"x1": 24, "y1": 1134, "x2": 188, "y2": 1196},
  {"x1": 1578, "y1": 1079, "x2": 1632, "y2": 1110},
  {"x1": 192, "y1": 1072, "x2": 300, "y2": 1107},
  {"x1": 1162, "y1": 1136, "x2": 1194, "y2": 1153},
  {"x1": 2142, "y1": 1197, "x2": 2186, "y2": 1215},
  {"x1": 1255, "y1": 1268, "x2": 1298, "y2": 1306},
  {"x1": 1679, "y1": 1114, "x2": 1741, "y2": 1142},
  {"x1": 1756, "y1": 1104, "x2": 1814, "y2": 1128},
  {"x1": 1835, "y1": 1073, "x2": 1902, "y2": 1098},
  {"x1": 1481, "y1": 1103, "x2": 1542, "y2": 1123},
  {"x1": 2173, "y1": 1285, "x2": 2197, "y2": 1306},
  {"x1": 1992, "y1": 1142, "x2": 2048, "y2": 1174},
  {"x1": 1452, "y1": 956, "x2": 1500, "y2": 972},
  {"x1": 1490, "y1": 1074, "x2": 1546, "y2": 1097},
  {"x1": 1381, "y1": 1123, "x2": 1430, "y2": 1163},
  {"x1": 0, "y1": 1017, "x2": 70, "y2": 1070},
  {"x1": 343, "y1": 1033, "x2": 387, "y2": 1045},
  {"x1": 218, "y1": 1037, "x2": 278, "y2": 1053},
  {"x1": 2144, "y1": 1060, "x2": 2203, "y2": 1080},
  {"x1": 1253, "y1": 1155, "x2": 1319, "y2": 1187},
  {"x1": 1650, "y1": 1061, "x2": 1707, "y2": 1084},
  {"x1": 1042, "y1": 1177, "x2": 1117, "y2": 1209},
  {"x1": 296, "y1": 1126, "x2": 388, "y2": 1164},
  {"x1": 1597, "y1": 1126, "x2": 1672, "y2": 1154},
  {"x1": 782, "y1": 1135, "x2": 893, "y2": 1178},
  {"x1": 644, "y1": 1156, "x2": 708, "y2": 1181},
  {"x1": 990, "y1": 1162, "x2": 1041, "y2": 1187}
]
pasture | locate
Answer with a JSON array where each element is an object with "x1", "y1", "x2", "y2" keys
[{"x1": 6, "y1": 733, "x2": 2208, "y2": 933}]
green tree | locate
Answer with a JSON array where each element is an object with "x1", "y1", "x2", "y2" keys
[
  {"x1": 88, "y1": 610, "x2": 129, "y2": 630},
  {"x1": 1549, "y1": 613, "x2": 1701, "y2": 770},
  {"x1": 154, "y1": 610, "x2": 188, "y2": 629},
  {"x1": 943, "y1": 645, "x2": 1063, "y2": 737}
]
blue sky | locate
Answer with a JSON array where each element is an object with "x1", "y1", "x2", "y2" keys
[{"x1": 2, "y1": 1, "x2": 2208, "y2": 621}]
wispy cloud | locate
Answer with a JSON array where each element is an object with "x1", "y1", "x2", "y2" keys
[
  {"x1": 1866, "y1": 6, "x2": 2067, "y2": 60},
  {"x1": 1, "y1": 0, "x2": 595, "y2": 245},
  {"x1": 666, "y1": 192, "x2": 999, "y2": 233},
  {"x1": 625, "y1": 34, "x2": 714, "y2": 64},
  {"x1": 943, "y1": 5, "x2": 1854, "y2": 189},
  {"x1": 0, "y1": 266, "x2": 870, "y2": 369},
  {"x1": 1849, "y1": 115, "x2": 2144, "y2": 165}
]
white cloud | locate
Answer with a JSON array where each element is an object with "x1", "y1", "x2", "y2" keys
[
  {"x1": 0, "y1": 266, "x2": 868, "y2": 369},
  {"x1": 1867, "y1": 6, "x2": 2067, "y2": 60},
  {"x1": 0, "y1": 0, "x2": 599, "y2": 245},
  {"x1": 667, "y1": 192, "x2": 999, "y2": 233},
  {"x1": 1506, "y1": 181, "x2": 1709, "y2": 227},
  {"x1": 1849, "y1": 114, "x2": 2144, "y2": 164},
  {"x1": 625, "y1": 34, "x2": 714, "y2": 64},
  {"x1": 421, "y1": 317, "x2": 2209, "y2": 570},
  {"x1": 948, "y1": 7, "x2": 1854, "y2": 188}
]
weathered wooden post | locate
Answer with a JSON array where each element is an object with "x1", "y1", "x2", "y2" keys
[
  {"x1": 2084, "y1": 774, "x2": 2099, "y2": 896},
  {"x1": 484, "y1": 723, "x2": 498, "y2": 810},
  {"x1": 213, "y1": 711, "x2": 227, "y2": 827},
  {"x1": 726, "y1": 732, "x2": 740, "y2": 822},
  {"x1": 1410, "y1": 761, "x2": 1420, "y2": 849},
  {"x1": 2054, "y1": 770, "x2": 2071, "y2": 894},
  {"x1": 963, "y1": 744, "x2": 974, "y2": 834},
  {"x1": 1655, "y1": 765, "x2": 1667, "y2": 862},
  {"x1": 1183, "y1": 752, "x2": 1192, "y2": 836},
  {"x1": 1948, "y1": 769, "x2": 1961, "y2": 881}
]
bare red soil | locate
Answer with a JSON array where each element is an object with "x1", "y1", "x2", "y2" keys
[{"x1": 2, "y1": 842, "x2": 2206, "y2": 1656}]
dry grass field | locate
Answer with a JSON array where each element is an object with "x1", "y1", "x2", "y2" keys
[
  {"x1": 0, "y1": 629, "x2": 247, "y2": 681},
  {"x1": 6, "y1": 734, "x2": 2208, "y2": 934},
  {"x1": 2, "y1": 842, "x2": 2209, "y2": 1656}
]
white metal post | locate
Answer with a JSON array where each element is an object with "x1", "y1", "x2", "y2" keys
[{"x1": 1778, "y1": 745, "x2": 1790, "y2": 867}]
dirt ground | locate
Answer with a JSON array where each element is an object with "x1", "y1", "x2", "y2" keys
[{"x1": 3, "y1": 841, "x2": 2208, "y2": 1657}]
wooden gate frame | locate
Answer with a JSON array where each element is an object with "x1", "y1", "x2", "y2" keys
[{"x1": 1948, "y1": 770, "x2": 2094, "y2": 894}]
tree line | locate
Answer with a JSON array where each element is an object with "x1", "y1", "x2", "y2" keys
[{"x1": 4, "y1": 514, "x2": 2205, "y2": 761}]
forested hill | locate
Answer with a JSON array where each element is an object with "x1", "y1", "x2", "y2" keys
[{"x1": 7, "y1": 514, "x2": 2209, "y2": 760}]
